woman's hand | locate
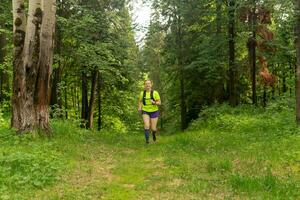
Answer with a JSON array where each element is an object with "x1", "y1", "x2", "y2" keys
[{"x1": 151, "y1": 100, "x2": 156, "y2": 105}]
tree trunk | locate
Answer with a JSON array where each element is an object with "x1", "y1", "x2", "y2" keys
[
  {"x1": 177, "y1": 13, "x2": 187, "y2": 130},
  {"x1": 50, "y1": 67, "x2": 63, "y2": 117},
  {"x1": 11, "y1": 0, "x2": 56, "y2": 133},
  {"x1": 296, "y1": 0, "x2": 300, "y2": 123},
  {"x1": 50, "y1": 23, "x2": 63, "y2": 117},
  {"x1": 12, "y1": 0, "x2": 27, "y2": 130},
  {"x1": 216, "y1": 0, "x2": 226, "y2": 103},
  {"x1": 228, "y1": 0, "x2": 238, "y2": 106},
  {"x1": 282, "y1": 64, "x2": 287, "y2": 93},
  {"x1": 251, "y1": 2, "x2": 257, "y2": 105},
  {"x1": 87, "y1": 70, "x2": 98, "y2": 129},
  {"x1": 81, "y1": 71, "x2": 89, "y2": 127}
]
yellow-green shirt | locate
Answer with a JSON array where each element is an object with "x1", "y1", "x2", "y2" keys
[{"x1": 139, "y1": 90, "x2": 160, "y2": 112}]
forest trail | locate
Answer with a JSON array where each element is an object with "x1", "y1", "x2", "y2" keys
[{"x1": 1, "y1": 103, "x2": 300, "y2": 199}]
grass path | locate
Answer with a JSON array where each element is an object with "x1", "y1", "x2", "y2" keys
[{"x1": 1, "y1": 103, "x2": 300, "y2": 199}]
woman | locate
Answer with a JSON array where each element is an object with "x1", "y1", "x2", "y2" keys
[{"x1": 138, "y1": 80, "x2": 161, "y2": 144}]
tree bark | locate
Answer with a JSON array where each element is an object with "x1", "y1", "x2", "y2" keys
[
  {"x1": 87, "y1": 70, "x2": 98, "y2": 129},
  {"x1": 12, "y1": 0, "x2": 27, "y2": 130},
  {"x1": 11, "y1": 0, "x2": 56, "y2": 133},
  {"x1": 34, "y1": 0, "x2": 56, "y2": 132},
  {"x1": 22, "y1": 0, "x2": 42, "y2": 130}
]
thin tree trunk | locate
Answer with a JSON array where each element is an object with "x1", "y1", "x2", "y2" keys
[
  {"x1": 177, "y1": 12, "x2": 187, "y2": 130},
  {"x1": 87, "y1": 70, "x2": 98, "y2": 129},
  {"x1": 228, "y1": 0, "x2": 238, "y2": 106},
  {"x1": 251, "y1": 1, "x2": 257, "y2": 105},
  {"x1": 282, "y1": 64, "x2": 287, "y2": 93},
  {"x1": 50, "y1": 67, "x2": 63, "y2": 117},
  {"x1": 50, "y1": 23, "x2": 63, "y2": 117},
  {"x1": 81, "y1": 71, "x2": 88, "y2": 127},
  {"x1": 77, "y1": 84, "x2": 80, "y2": 118},
  {"x1": 216, "y1": 0, "x2": 226, "y2": 103},
  {"x1": 295, "y1": 0, "x2": 300, "y2": 123}
]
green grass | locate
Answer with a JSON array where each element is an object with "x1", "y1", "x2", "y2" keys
[{"x1": 0, "y1": 98, "x2": 300, "y2": 199}]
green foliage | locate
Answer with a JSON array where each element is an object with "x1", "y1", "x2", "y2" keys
[{"x1": 0, "y1": 130, "x2": 62, "y2": 198}]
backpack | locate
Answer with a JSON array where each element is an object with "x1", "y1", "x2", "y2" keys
[{"x1": 142, "y1": 90, "x2": 155, "y2": 105}]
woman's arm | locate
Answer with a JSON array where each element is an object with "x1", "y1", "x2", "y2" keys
[
  {"x1": 138, "y1": 100, "x2": 142, "y2": 112},
  {"x1": 155, "y1": 99, "x2": 161, "y2": 105}
]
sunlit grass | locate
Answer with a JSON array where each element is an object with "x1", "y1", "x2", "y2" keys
[{"x1": 0, "y1": 97, "x2": 299, "y2": 199}]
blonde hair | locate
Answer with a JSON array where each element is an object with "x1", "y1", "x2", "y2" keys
[{"x1": 144, "y1": 79, "x2": 153, "y2": 84}]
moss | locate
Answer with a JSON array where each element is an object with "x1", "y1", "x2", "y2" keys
[
  {"x1": 17, "y1": 4, "x2": 25, "y2": 13},
  {"x1": 20, "y1": 3, "x2": 25, "y2": 10},
  {"x1": 34, "y1": 8, "x2": 43, "y2": 18},
  {"x1": 13, "y1": 30, "x2": 25, "y2": 46},
  {"x1": 14, "y1": 18, "x2": 22, "y2": 27}
]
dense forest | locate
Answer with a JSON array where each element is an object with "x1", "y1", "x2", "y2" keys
[
  {"x1": 0, "y1": 0, "x2": 299, "y2": 132},
  {"x1": 0, "y1": 0, "x2": 300, "y2": 133},
  {"x1": 0, "y1": 0, "x2": 300, "y2": 199}
]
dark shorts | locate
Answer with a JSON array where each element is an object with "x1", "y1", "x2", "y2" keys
[{"x1": 142, "y1": 110, "x2": 159, "y2": 118}]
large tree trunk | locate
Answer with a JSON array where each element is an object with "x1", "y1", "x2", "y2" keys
[
  {"x1": 228, "y1": 0, "x2": 238, "y2": 106},
  {"x1": 35, "y1": 0, "x2": 56, "y2": 131},
  {"x1": 12, "y1": 0, "x2": 27, "y2": 130},
  {"x1": 22, "y1": 0, "x2": 42, "y2": 131},
  {"x1": 11, "y1": 0, "x2": 56, "y2": 133},
  {"x1": 295, "y1": 0, "x2": 300, "y2": 124}
]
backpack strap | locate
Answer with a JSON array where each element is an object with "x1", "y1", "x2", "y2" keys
[
  {"x1": 142, "y1": 90, "x2": 146, "y2": 105},
  {"x1": 150, "y1": 90, "x2": 155, "y2": 101}
]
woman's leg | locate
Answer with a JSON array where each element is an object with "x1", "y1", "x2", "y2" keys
[
  {"x1": 150, "y1": 117, "x2": 158, "y2": 141},
  {"x1": 142, "y1": 114, "x2": 151, "y2": 143}
]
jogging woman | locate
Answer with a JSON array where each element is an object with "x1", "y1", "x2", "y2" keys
[{"x1": 138, "y1": 80, "x2": 161, "y2": 144}]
